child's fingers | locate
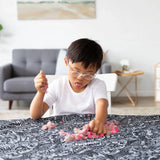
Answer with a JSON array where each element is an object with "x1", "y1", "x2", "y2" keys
[
  {"x1": 92, "y1": 121, "x2": 101, "y2": 134},
  {"x1": 34, "y1": 78, "x2": 44, "y2": 85},
  {"x1": 39, "y1": 70, "x2": 46, "y2": 78},
  {"x1": 40, "y1": 70, "x2": 44, "y2": 74},
  {"x1": 39, "y1": 70, "x2": 48, "y2": 83},
  {"x1": 36, "y1": 70, "x2": 48, "y2": 83},
  {"x1": 97, "y1": 124, "x2": 103, "y2": 135},
  {"x1": 37, "y1": 78, "x2": 47, "y2": 83},
  {"x1": 103, "y1": 127, "x2": 107, "y2": 134},
  {"x1": 34, "y1": 70, "x2": 48, "y2": 93},
  {"x1": 35, "y1": 82, "x2": 43, "y2": 89},
  {"x1": 90, "y1": 120, "x2": 99, "y2": 134},
  {"x1": 34, "y1": 77, "x2": 48, "y2": 91},
  {"x1": 89, "y1": 120, "x2": 95, "y2": 131}
]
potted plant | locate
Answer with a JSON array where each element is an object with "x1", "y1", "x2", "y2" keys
[
  {"x1": 120, "y1": 59, "x2": 130, "y2": 71},
  {"x1": 0, "y1": 24, "x2": 3, "y2": 31}
]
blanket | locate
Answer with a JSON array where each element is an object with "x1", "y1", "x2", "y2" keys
[{"x1": 0, "y1": 114, "x2": 160, "y2": 160}]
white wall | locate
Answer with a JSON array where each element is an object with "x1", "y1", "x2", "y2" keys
[{"x1": 1, "y1": 0, "x2": 160, "y2": 97}]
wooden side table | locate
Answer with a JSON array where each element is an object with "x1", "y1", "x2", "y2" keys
[{"x1": 112, "y1": 70, "x2": 144, "y2": 106}]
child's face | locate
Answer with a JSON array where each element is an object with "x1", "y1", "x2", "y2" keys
[{"x1": 64, "y1": 58, "x2": 97, "y2": 93}]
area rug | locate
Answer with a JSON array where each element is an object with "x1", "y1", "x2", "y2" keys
[{"x1": 0, "y1": 114, "x2": 160, "y2": 159}]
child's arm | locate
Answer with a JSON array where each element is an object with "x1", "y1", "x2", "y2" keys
[
  {"x1": 89, "y1": 99, "x2": 108, "y2": 134},
  {"x1": 30, "y1": 70, "x2": 49, "y2": 120}
]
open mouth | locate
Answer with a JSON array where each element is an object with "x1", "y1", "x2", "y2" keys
[{"x1": 75, "y1": 82, "x2": 83, "y2": 88}]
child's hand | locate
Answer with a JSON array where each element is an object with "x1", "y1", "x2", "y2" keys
[
  {"x1": 89, "y1": 119, "x2": 107, "y2": 135},
  {"x1": 34, "y1": 70, "x2": 48, "y2": 94}
]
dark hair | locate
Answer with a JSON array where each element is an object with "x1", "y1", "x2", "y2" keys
[{"x1": 66, "y1": 38, "x2": 103, "y2": 71}]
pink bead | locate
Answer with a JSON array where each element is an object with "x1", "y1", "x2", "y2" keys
[
  {"x1": 47, "y1": 121, "x2": 52, "y2": 126},
  {"x1": 89, "y1": 132, "x2": 93, "y2": 135},
  {"x1": 41, "y1": 125, "x2": 48, "y2": 130},
  {"x1": 100, "y1": 134, "x2": 104, "y2": 137},
  {"x1": 46, "y1": 121, "x2": 56, "y2": 129},
  {"x1": 79, "y1": 131, "x2": 84, "y2": 135},
  {"x1": 92, "y1": 135, "x2": 97, "y2": 138},
  {"x1": 59, "y1": 121, "x2": 63, "y2": 124},
  {"x1": 115, "y1": 128, "x2": 119, "y2": 132},
  {"x1": 51, "y1": 124, "x2": 56, "y2": 128},
  {"x1": 48, "y1": 126, "x2": 53, "y2": 129},
  {"x1": 88, "y1": 135, "x2": 92, "y2": 139},
  {"x1": 111, "y1": 126, "x2": 114, "y2": 131},
  {"x1": 44, "y1": 84, "x2": 48, "y2": 92},
  {"x1": 77, "y1": 134, "x2": 82, "y2": 140},
  {"x1": 64, "y1": 135, "x2": 74, "y2": 142},
  {"x1": 59, "y1": 131, "x2": 68, "y2": 136},
  {"x1": 84, "y1": 130, "x2": 88, "y2": 135},
  {"x1": 71, "y1": 134, "x2": 76, "y2": 140},
  {"x1": 115, "y1": 121, "x2": 119, "y2": 125}
]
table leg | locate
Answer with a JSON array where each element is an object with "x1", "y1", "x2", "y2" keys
[
  {"x1": 113, "y1": 76, "x2": 138, "y2": 106},
  {"x1": 135, "y1": 76, "x2": 138, "y2": 104},
  {"x1": 116, "y1": 77, "x2": 133, "y2": 97}
]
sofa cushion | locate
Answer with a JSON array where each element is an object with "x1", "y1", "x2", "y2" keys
[
  {"x1": 12, "y1": 49, "x2": 59, "y2": 77},
  {"x1": 4, "y1": 77, "x2": 36, "y2": 93}
]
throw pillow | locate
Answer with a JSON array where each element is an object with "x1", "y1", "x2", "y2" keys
[
  {"x1": 55, "y1": 49, "x2": 67, "y2": 75},
  {"x1": 97, "y1": 50, "x2": 109, "y2": 74}
]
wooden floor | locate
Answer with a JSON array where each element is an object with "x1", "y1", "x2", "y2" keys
[
  {"x1": 0, "y1": 97, "x2": 160, "y2": 120},
  {"x1": 111, "y1": 96, "x2": 160, "y2": 115}
]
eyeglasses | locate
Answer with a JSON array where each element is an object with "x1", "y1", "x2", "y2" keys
[{"x1": 67, "y1": 66, "x2": 95, "y2": 80}]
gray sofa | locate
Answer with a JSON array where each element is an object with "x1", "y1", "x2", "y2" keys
[{"x1": 0, "y1": 49, "x2": 111, "y2": 109}]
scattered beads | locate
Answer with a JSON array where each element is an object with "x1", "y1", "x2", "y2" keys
[
  {"x1": 41, "y1": 121, "x2": 56, "y2": 130},
  {"x1": 41, "y1": 121, "x2": 120, "y2": 142},
  {"x1": 60, "y1": 121, "x2": 120, "y2": 142}
]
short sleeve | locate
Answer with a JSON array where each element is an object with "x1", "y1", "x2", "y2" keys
[{"x1": 92, "y1": 79, "x2": 108, "y2": 102}]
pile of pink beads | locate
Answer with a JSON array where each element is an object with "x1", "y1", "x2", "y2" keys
[
  {"x1": 59, "y1": 121, "x2": 119, "y2": 142},
  {"x1": 42, "y1": 121, "x2": 119, "y2": 142}
]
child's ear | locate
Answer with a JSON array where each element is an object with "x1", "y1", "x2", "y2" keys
[{"x1": 64, "y1": 57, "x2": 68, "y2": 66}]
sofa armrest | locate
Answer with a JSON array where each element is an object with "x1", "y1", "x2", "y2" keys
[
  {"x1": 101, "y1": 62, "x2": 111, "y2": 73},
  {"x1": 0, "y1": 64, "x2": 13, "y2": 94}
]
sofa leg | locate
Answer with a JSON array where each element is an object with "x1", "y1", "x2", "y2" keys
[{"x1": 9, "y1": 101, "x2": 13, "y2": 110}]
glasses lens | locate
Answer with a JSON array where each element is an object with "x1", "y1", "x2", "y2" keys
[
  {"x1": 84, "y1": 75, "x2": 94, "y2": 80},
  {"x1": 71, "y1": 71, "x2": 79, "y2": 77},
  {"x1": 68, "y1": 66, "x2": 95, "y2": 80}
]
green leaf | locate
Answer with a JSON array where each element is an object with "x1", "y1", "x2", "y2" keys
[{"x1": 0, "y1": 24, "x2": 3, "y2": 31}]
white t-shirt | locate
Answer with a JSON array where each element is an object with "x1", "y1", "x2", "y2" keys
[{"x1": 44, "y1": 76, "x2": 108, "y2": 116}]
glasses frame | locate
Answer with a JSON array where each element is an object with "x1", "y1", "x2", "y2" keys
[{"x1": 67, "y1": 65, "x2": 95, "y2": 81}]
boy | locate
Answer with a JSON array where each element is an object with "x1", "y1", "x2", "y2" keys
[{"x1": 30, "y1": 38, "x2": 108, "y2": 135}]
